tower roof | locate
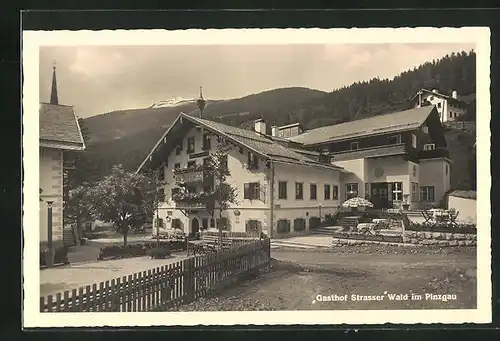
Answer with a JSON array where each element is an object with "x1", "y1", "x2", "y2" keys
[{"x1": 50, "y1": 62, "x2": 59, "y2": 105}]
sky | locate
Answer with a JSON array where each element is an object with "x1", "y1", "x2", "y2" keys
[{"x1": 39, "y1": 43, "x2": 475, "y2": 118}]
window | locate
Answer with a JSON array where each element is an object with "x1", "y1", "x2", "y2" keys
[
  {"x1": 411, "y1": 134, "x2": 417, "y2": 148},
  {"x1": 391, "y1": 182, "x2": 403, "y2": 201},
  {"x1": 295, "y1": 182, "x2": 303, "y2": 200},
  {"x1": 429, "y1": 95, "x2": 434, "y2": 100},
  {"x1": 423, "y1": 143, "x2": 435, "y2": 151},
  {"x1": 346, "y1": 183, "x2": 358, "y2": 199},
  {"x1": 445, "y1": 164, "x2": 448, "y2": 175},
  {"x1": 175, "y1": 141, "x2": 183, "y2": 155},
  {"x1": 247, "y1": 152, "x2": 259, "y2": 170},
  {"x1": 413, "y1": 165, "x2": 417, "y2": 178},
  {"x1": 203, "y1": 158, "x2": 210, "y2": 169},
  {"x1": 389, "y1": 134, "x2": 401, "y2": 145},
  {"x1": 350, "y1": 141, "x2": 359, "y2": 150},
  {"x1": 310, "y1": 184, "x2": 317, "y2": 200},
  {"x1": 293, "y1": 218, "x2": 306, "y2": 232},
  {"x1": 202, "y1": 218, "x2": 209, "y2": 230},
  {"x1": 411, "y1": 182, "x2": 419, "y2": 201},
  {"x1": 174, "y1": 163, "x2": 181, "y2": 169},
  {"x1": 216, "y1": 217, "x2": 229, "y2": 231},
  {"x1": 239, "y1": 146, "x2": 243, "y2": 154},
  {"x1": 245, "y1": 220, "x2": 262, "y2": 233},
  {"x1": 324, "y1": 184, "x2": 331, "y2": 200},
  {"x1": 422, "y1": 126, "x2": 429, "y2": 134},
  {"x1": 449, "y1": 111, "x2": 453, "y2": 118},
  {"x1": 244, "y1": 182, "x2": 260, "y2": 200},
  {"x1": 420, "y1": 186, "x2": 435, "y2": 202},
  {"x1": 210, "y1": 218, "x2": 215, "y2": 228},
  {"x1": 437, "y1": 102, "x2": 442, "y2": 109},
  {"x1": 187, "y1": 161, "x2": 196, "y2": 168},
  {"x1": 332, "y1": 185, "x2": 339, "y2": 200},
  {"x1": 158, "y1": 188, "x2": 165, "y2": 202},
  {"x1": 158, "y1": 167, "x2": 165, "y2": 181},
  {"x1": 278, "y1": 181, "x2": 287, "y2": 199},
  {"x1": 187, "y1": 137, "x2": 195, "y2": 153},
  {"x1": 277, "y1": 219, "x2": 291, "y2": 233},
  {"x1": 202, "y1": 134, "x2": 211, "y2": 150}
]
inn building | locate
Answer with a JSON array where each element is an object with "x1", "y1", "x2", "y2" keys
[{"x1": 138, "y1": 104, "x2": 451, "y2": 237}]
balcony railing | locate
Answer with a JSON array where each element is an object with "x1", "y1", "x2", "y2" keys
[
  {"x1": 418, "y1": 148, "x2": 449, "y2": 159},
  {"x1": 331, "y1": 143, "x2": 407, "y2": 161},
  {"x1": 173, "y1": 164, "x2": 205, "y2": 183},
  {"x1": 171, "y1": 191, "x2": 214, "y2": 208}
]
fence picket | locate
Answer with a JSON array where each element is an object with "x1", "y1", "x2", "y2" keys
[{"x1": 40, "y1": 239, "x2": 270, "y2": 312}]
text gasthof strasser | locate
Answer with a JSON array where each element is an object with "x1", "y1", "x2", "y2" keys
[{"x1": 312, "y1": 292, "x2": 458, "y2": 303}]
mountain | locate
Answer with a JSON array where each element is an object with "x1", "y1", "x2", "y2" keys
[{"x1": 77, "y1": 51, "x2": 476, "y2": 190}]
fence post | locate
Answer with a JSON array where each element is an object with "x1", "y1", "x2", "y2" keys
[{"x1": 183, "y1": 257, "x2": 195, "y2": 304}]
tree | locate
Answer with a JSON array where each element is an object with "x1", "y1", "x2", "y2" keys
[
  {"x1": 203, "y1": 137, "x2": 238, "y2": 249},
  {"x1": 86, "y1": 165, "x2": 156, "y2": 246},
  {"x1": 65, "y1": 184, "x2": 93, "y2": 241},
  {"x1": 141, "y1": 167, "x2": 168, "y2": 245}
]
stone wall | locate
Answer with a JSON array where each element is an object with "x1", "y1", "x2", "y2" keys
[{"x1": 404, "y1": 230, "x2": 476, "y2": 246}]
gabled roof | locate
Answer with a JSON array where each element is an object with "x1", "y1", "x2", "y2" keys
[
  {"x1": 39, "y1": 102, "x2": 86, "y2": 151},
  {"x1": 288, "y1": 106, "x2": 437, "y2": 146},
  {"x1": 137, "y1": 112, "x2": 344, "y2": 173},
  {"x1": 412, "y1": 88, "x2": 469, "y2": 107}
]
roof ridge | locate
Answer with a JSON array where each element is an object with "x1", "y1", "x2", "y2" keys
[{"x1": 40, "y1": 101, "x2": 74, "y2": 108}]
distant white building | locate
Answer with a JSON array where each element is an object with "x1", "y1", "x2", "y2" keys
[{"x1": 412, "y1": 88, "x2": 471, "y2": 123}]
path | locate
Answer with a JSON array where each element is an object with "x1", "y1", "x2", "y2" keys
[{"x1": 40, "y1": 254, "x2": 188, "y2": 297}]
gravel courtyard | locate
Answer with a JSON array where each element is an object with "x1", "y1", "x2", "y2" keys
[{"x1": 176, "y1": 245, "x2": 477, "y2": 311}]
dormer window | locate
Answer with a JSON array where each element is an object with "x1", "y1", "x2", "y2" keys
[
  {"x1": 350, "y1": 141, "x2": 359, "y2": 150},
  {"x1": 388, "y1": 134, "x2": 401, "y2": 145}
]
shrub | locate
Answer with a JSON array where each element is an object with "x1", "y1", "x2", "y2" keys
[
  {"x1": 146, "y1": 247, "x2": 171, "y2": 259},
  {"x1": 97, "y1": 240, "x2": 186, "y2": 260},
  {"x1": 40, "y1": 245, "x2": 69, "y2": 267},
  {"x1": 84, "y1": 232, "x2": 109, "y2": 240},
  {"x1": 408, "y1": 222, "x2": 476, "y2": 234}
]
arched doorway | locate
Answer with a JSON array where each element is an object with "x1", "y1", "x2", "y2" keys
[{"x1": 190, "y1": 218, "x2": 200, "y2": 238}]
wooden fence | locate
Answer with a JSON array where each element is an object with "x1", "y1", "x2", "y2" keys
[{"x1": 40, "y1": 239, "x2": 271, "y2": 312}]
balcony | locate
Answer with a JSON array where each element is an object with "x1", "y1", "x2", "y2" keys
[
  {"x1": 418, "y1": 148, "x2": 449, "y2": 160},
  {"x1": 331, "y1": 144, "x2": 407, "y2": 161},
  {"x1": 173, "y1": 164, "x2": 205, "y2": 183},
  {"x1": 172, "y1": 191, "x2": 214, "y2": 209}
]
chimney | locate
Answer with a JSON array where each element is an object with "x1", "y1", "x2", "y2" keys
[
  {"x1": 432, "y1": 89, "x2": 438, "y2": 94},
  {"x1": 254, "y1": 118, "x2": 266, "y2": 135},
  {"x1": 452, "y1": 90, "x2": 458, "y2": 99},
  {"x1": 271, "y1": 125, "x2": 278, "y2": 137}
]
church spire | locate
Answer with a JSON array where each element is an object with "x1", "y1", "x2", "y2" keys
[
  {"x1": 50, "y1": 61, "x2": 59, "y2": 105},
  {"x1": 196, "y1": 86, "x2": 206, "y2": 118}
]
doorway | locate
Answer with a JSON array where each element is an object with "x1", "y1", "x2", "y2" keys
[
  {"x1": 190, "y1": 218, "x2": 200, "y2": 237},
  {"x1": 370, "y1": 182, "x2": 390, "y2": 209}
]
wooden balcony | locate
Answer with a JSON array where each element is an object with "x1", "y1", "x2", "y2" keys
[
  {"x1": 330, "y1": 144, "x2": 407, "y2": 161},
  {"x1": 418, "y1": 148, "x2": 449, "y2": 160},
  {"x1": 173, "y1": 165, "x2": 205, "y2": 183}
]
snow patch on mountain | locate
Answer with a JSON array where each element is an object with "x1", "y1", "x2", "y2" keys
[{"x1": 149, "y1": 97, "x2": 196, "y2": 108}]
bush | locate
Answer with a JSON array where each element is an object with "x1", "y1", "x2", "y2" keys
[
  {"x1": 408, "y1": 222, "x2": 476, "y2": 234},
  {"x1": 84, "y1": 232, "x2": 109, "y2": 240},
  {"x1": 146, "y1": 247, "x2": 171, "y2": 259},
  {"x1": 97, "y1": 240, "x2": 187, "y2": 260},
  {"x1": 40, "y1": 245, "x2": 69, "y2": 267}
]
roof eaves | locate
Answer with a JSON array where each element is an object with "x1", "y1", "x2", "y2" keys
[{"x1": 72, "y1": 106, "x2": 86, "y2": 150}]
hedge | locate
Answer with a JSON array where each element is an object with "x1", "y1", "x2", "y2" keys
[
  {"x1": 407, "y1": 222, "x2": 476, "y2": 234},
  {"x1": 40, "y1": 245, "x2": 69, "y2": 267},
  {"x1": 98, "y1": 240, "x2": 186, "y2": 260}
]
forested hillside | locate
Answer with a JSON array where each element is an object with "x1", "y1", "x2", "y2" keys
[{"x1": 75, "y1": 50, "x2": 476, "y2": 189}]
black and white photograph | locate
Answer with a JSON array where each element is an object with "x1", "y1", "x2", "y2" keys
[{"x1": 22, "y1": 28, "x2": 491, "y2": 327}]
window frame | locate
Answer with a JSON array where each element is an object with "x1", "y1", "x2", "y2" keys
[
  {"x1": 295, "y1": 182, "x2": 304, "y2": 200},
  {"x1": 278, "y1": 181, "x2": 287, "y2": 199},
  {"x1": 420, "y1": 186, "x2": 435, "y2": 202},
  {"x1": 324, "y1": 184, "x2": 331, "y2": 200},
  {"x1": 244, "y1": 182, "x2": 261, "y2": 200},
  {"x1": 391, "y1": 182, "x2": 403, "y2": 201},
  {"x1": 310, "y1": 183, "x2": 317, "y2": 200},
  {"x1": 187, "y1": 136, "x2": 195, "y2": 154},
  {"x1": 346, "y1": 183, "x2": 358, "y2": 199},
  {"x1": 388, "y1": 134, "x2": 402, "y2": 145}
]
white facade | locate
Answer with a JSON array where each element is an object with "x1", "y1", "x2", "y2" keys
[
  {"x1": 416, "y1": 90, "x2": 467, "y2": 123},
  {"x1": 150, "y1": 124, "x2": 343, "y2": 238},
  {"x1": 447, "y1": 195, "x2": 476, "y2": 224}
]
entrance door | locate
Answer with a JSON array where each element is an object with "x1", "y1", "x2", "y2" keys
[
  {"x1": 190, "y1": 218, "x2": 200, "y2": 238},
  {"x1": 371, "y1": 183, "x2": 390, "y2": 209}
]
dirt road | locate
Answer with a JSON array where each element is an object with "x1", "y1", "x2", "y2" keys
[{"x1": 177, "y1": 248, "x2": 476, "y2": 311}]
